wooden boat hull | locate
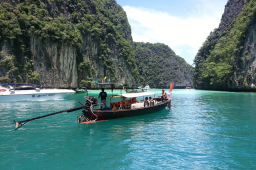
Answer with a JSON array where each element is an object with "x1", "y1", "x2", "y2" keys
[{"x1": 84, "y1": 99, "x2": 171, "y2": 121}]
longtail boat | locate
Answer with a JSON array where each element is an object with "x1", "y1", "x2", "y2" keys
[
  {"x1": 14, "y1": 83, "x2": 173, "y2": 130},
  {"x1": 77, "y1": 92, "x2": 171, "y2": 124}
]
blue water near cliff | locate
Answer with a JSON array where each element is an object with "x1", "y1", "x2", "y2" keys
[{"x1": 1, "y1": 89, "x2": 256, "y2": 169}]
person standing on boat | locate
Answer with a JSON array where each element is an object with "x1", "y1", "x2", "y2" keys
[
  {"x1": 98, "y1": 88, "x2": 107, "y2": 109},
  {"x1": 161, "y1": 89, "x2": 167, "y2": 101},
  {"x1": 40, "y1": 84, "x2": 44, "y2": 89}
]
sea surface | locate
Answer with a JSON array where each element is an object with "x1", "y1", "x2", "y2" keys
[{"x1": 1, "y1": 89, "x2": 256, "y2": 170}]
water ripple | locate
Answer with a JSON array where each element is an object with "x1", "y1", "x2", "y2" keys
[{"x1": 1, "y1": 90, "x2": 256, "y2": 169}]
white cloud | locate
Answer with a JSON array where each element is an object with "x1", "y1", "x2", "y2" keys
[{"x1": 123, "y1": 3, "x2": 225, "y2": 65}]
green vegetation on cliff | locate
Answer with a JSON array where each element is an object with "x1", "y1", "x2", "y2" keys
[
  {"x1": 0, "y1": 0, "x2": 193, "y2": 88},
  {"x1": 134, "y1": 42, "x2": 194, "y2": 88},
  {"x1": 0, "y1": 0, "x2": 139, "y2": 85},
  {"x1": 194, "y1": 0, "x2": 256, "y2": 90}
]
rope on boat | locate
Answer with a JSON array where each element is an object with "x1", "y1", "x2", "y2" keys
[{"x1": 90, "y1": 104, "x2": 98, "y2": 121}]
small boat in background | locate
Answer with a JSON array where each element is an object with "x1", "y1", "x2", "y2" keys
[
  {"x1": 143, "y1": 84, "x2": 151, "y2": 90},
  {"x1": 75, "y1": 87, "x2": 88, "y2": 95},
  {"x1": 0, "y1": 83, "x2": 75, "y2": 101},
  {"x1": 124, "y1": 87, "x2": 144, "y2": 93}
]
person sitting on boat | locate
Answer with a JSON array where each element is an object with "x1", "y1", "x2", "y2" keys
[
  {"x1": 161, "y1": 89, "x2": 167, "y2": 101},
  {"x1": 120, "y1": 97, "x2": 126, "y2": 109},
  {"x1": 131, "y1": 97, "x2": 138, "y2": 104},
  {"x1": 111, "y1": 105, "x2": 118, "y2": 110},
  {"x1": 98, "y1": 88, "x2": 107, "y2": 109},
  {"x1": 149, "y1": 97, "x2": 154, "y2": 106},
  {"x1": 144, "y1": 97, "x2": 149, "y2": 107},
  {"x1": 120, "y1": 97, "x2": 131, "y2": 109}
]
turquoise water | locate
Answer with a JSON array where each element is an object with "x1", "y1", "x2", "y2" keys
[{"x1": 1, "y1": 89, "x2": 256, "y2": 169}]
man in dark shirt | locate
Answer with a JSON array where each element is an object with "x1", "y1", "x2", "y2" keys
[{"x1": 98, "y1": 88, "x2": 107, "y2": 109}]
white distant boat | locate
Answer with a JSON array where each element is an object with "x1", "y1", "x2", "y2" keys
[
  {"x1": 0, "y1": 83, "x2": 75, "y2": 101},
  {"x1": 143, "y1": 84, "x2": 151, "y2": 90}
]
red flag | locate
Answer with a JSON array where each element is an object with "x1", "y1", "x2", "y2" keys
[{"x1": 169, "y1": 83, "x2": 174, "y2": 92}]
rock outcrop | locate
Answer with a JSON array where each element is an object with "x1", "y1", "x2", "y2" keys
[
  {"x1": 194, "y1": 0, "x2": 256, "y2": 91},
  {"x1": 0, "y1": 0, "x2": 193, "y2": 89},
  {"x1": 134, "y1": 42, "x2": 193, "y2": 88},
  {"x1": 0, "y1": 0, "x2": 137, "y2": 88}
]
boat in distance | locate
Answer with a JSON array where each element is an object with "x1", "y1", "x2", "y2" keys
[
  {"x1": 0, "y1": 83, "x2": 75, "y2": 101},
  {"x1": 124, "y1": 87, "x2": 144, "y2": 93},
  {"x1": 75, "y1": 87, "x2": 89, "y2": 95},
  {"x1": 143, "y1": 84, "x2": 151, "y2": 90},
  {"x1": 13, "y1": 92, "x2": 171, "y2": 130}
]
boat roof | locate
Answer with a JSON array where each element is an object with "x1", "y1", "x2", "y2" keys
[
  {"x1": 0, "y1": 83, "x2": 39, "y2": 86},
  {"x1": 119, "y1": 92, "x2": 155, "y2": 98}
]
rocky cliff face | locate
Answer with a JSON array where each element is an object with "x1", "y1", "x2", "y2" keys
[
  {"x1": 219, "y1": 0, "x2": 245, "y2": 34},
  {"x1": 0, "y1": 0, "x2": 193, "y2": 89},
  {"x1": 232, "y1": 20, "x2": 256, "y2": 89},
  {"x1": 30, "y1": 37, "x2": 78, "y2": 88},
  {"x1": 134, "y1": 42, "x2": 194, "y2": 88},
  {"x1": 0, "y1": 0, "x2": 137, "y2": 88},
  {"x1": 194, "y1": 0, "x2": 256, "y2": 91}
]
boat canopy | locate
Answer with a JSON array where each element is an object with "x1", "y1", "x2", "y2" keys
[
  {"x1": 119, "y1": 92, "x2": 155, "y2": 98},
  {"x1": 97, "y1": 83, "x2": 116, "y2": 92}
]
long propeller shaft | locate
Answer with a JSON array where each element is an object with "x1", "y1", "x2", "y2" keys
[{"x1": 14, "y1": 105, "x2": 85, "y2": 130}]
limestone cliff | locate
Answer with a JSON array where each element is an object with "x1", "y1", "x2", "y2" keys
[
  {"x1": 194, "y1": 0, "x2": 256, "y2": 91},
  {"x1": 0, "y1": 0, "x2": 137, "y2": 88},
  {"x1": 134, "y1": 42, "x2": 193, "y2": 88},
  {"x1": 0, "y1": 0, "x2": 193, "y2": 89}
]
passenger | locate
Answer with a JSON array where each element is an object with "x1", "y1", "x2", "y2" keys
[
  {"x1": 161, "y1": 89, "x2": 167, "y2": 101},
  {"x1": 144, "y1": 97, "x2": 149, "y2": 107},
  {"x1": 121, "y1": 97, "x2": 127, "y2": 109},
  {"x1": 112, "y1": 105, "x2": 118, "y2": 110},
  {"x1": 121, "y1": 97, "x2": 126, "y2": 104},
  {"x1": 149, "y1": 97, "x2": 154, "y2": 106},
  {"x1": 121, "y1": 97, "x2": 131, "y2": 109},
  {"x1": 125, "y1": 100, "x2": 131, "y2": 108},
  {"x1": 131, "y1": 97, "x2": 138, "y2": 104},
  {"x1": 98, "y1": 88, "x2": 107, "y2": 109}
]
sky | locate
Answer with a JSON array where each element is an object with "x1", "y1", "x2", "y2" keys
[{"x1": 115, "y1": 0, "x2": 228, "y2": 65}]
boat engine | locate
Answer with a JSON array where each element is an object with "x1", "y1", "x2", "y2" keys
[
  {"x1": 83, "y1": 96, "x2": 97, "y2": 112},
  {"x1": 78, "y1": 96, "x2": 98, "y2": 122}
]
